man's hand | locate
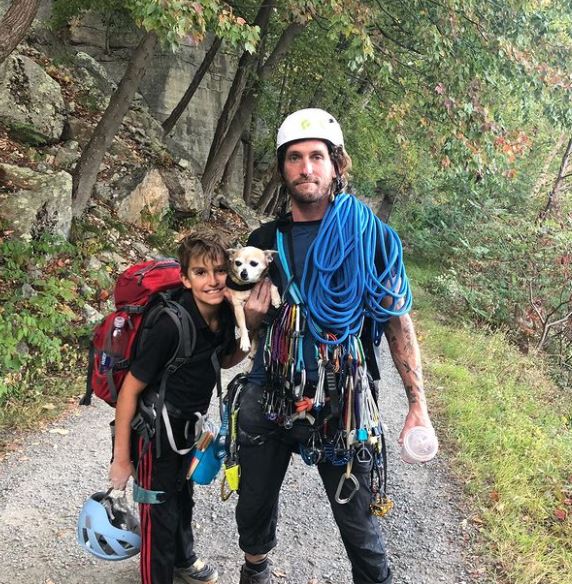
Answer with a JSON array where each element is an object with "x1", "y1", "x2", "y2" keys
[
  {"x1": 243, "y1": 278, "x2": 273, "y2": 331},
  {"x1": 399, "y1": 405, "x2": 434, "y2": 445}
]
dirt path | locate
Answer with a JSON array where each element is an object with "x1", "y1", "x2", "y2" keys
[{"x1": 0, "y1": 341, "x2": 475, "y2": 584}]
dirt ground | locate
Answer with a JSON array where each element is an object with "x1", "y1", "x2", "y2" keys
[{"x1": 0, "y1": 341, "x2": 477, "y2": 584}]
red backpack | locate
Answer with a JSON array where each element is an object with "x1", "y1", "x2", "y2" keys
[{"x1": 81, "y1": 259, "x2": 196, "y2": 407}]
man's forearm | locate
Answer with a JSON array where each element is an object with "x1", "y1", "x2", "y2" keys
[{"x1": 385, "y1": 313, "x2": 427, "y2": 409}]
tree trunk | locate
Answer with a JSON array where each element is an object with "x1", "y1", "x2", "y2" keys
[
  {"x1": 242, "y1": 114, "x2": 256, "y2": 205},
  {"x1": 220, "y1": 136, "x2": 241, "y2": 193},
  {"x1": 203, "y1": 1, "x2": 275, "y2": 181},
  {"x1": 538, "y1": 135, "x2": 572, "y2": 223},
  {"x1": 0, "y1": 0, "x2": 40, "y2": 64},
  {"x1": 256, "y1": 167, "x2": 281, "y2": 212},
  {"x1": 376, "y1": 190, "x2": 397, "y2": 223},
  {"x1": 532, "y1": 134, "x2": 566, "y2": 198},
  {"x1": 201, "y1": 22, "x2": 304, "y2": 204},
  {"x1": 269, "y1": 185, "x2": 287, "y2": 216},
  {"x1": 72, "y1": 31, "x2": 158, "y2": 217},
  {"x1": 162, "y1": 36, "x2": 222, "y2": 136}
]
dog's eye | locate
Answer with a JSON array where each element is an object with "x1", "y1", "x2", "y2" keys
[
  {"x1": 249, "y1": 261, "x2": 258, "y2": 267},
  {"x1": 235, "y1": 260, "x2": 242, "y2": 267}
]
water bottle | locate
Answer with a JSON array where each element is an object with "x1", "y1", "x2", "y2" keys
[
  {"x1": 101, "y1": 316, "x2": 127, "y2": 372},
  {"x1": 400, "y1": 426, "x2": 439, "y2": 464}
]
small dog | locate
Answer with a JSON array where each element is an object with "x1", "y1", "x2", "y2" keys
[{"x1": 226, "y1": 245, "x2": 281, "y2": 353}]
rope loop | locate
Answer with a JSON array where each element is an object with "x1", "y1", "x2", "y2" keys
[{"x1": 299, "y1": 193, "x2": 412, "y2": 345}]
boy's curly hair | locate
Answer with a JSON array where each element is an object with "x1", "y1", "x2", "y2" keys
[{"x1": 177, "y1": 232, "x2": 228, "y2": 274}]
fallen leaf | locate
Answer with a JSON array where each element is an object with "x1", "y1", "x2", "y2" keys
[
  {"x1": 42, "y1": 403, "x2": 56, "y2": 410},
  {"x1": 554, "y1": 508, "x2": 567, "y2": 521},
  {"x1": 98, "y1": 289, "x2": 110, "y2": 301},
  {"x1": 49, "y1": 428, "x2": 69, "y2": 435},
  {"x1": 489, "y1": 490, "x2": 500, "y2": 502}
]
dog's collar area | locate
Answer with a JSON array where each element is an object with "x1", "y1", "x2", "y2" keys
[{"x1": 226, "y1": 276, "x2": 257, "y2": 292}]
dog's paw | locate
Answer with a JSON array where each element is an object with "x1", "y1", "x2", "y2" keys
[
  {"x1": 240, "y1": 336, "x2": 251, "y2": 352},
  {"x1": 270, "y1": 286, "x2": 282, "y2": 308}
]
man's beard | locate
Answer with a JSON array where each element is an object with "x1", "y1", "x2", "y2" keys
[{"x1": 288, "y1": 180, "x2": 333, "y2": 204}]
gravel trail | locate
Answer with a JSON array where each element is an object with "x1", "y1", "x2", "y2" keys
[{"x1": 0, "y1": 340, "x2": 475, "y2": 584}]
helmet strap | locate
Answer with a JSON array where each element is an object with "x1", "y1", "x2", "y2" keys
[{"x1": 332, "y1": 156, "x2": 344, "y2": 199}]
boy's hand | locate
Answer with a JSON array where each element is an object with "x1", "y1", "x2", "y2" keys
[
  {"x1": 244, "y1": 278, "x2": 272, "y2": 331},
  {"x1": 109, "y1": 459, "x2": 135, "y2": 491}
]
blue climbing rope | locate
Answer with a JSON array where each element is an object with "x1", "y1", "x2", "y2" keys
[{"x1": 298, "y1": 193, "x2": 412, "y2": 345}]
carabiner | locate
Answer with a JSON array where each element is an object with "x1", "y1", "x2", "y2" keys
[
  {"x1": 335, "y1": 472, "x2": 360, "y2": 504},
  {"x1": 355, "y1": 444, "x2": 373, "y2": 464}
]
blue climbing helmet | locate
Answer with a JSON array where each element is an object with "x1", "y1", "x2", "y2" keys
[{"x1": 77, "y1": 490, "x2": 141, "y2": 561}]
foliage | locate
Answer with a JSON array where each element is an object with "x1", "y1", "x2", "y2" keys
[
  {"x1": 409, "y1": 263, "x2": 572, "y2": 584},
  {"x1": 395, "y1": 130, "x2": 572, "y2": 386},
  {"x1": 253, "y1": 0, "x2": 571, "y2": 202},
  {"x1": 0, "y1": 235, "x2": 91, "y2": 401},
  {"x1": 51, "y1": 0, "x2": 132, "y2": 32},
  {"x1": 52, "y1": 0, "x2": 260, "y2": 52}
]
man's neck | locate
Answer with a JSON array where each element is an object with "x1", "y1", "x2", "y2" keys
[{"x1": 291, "y1": 200, "x2": 329, "y2": 222}]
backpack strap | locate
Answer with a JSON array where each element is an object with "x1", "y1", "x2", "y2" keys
[{"x1": 148, "y1": 298, "x2": 196, "y2": 458}]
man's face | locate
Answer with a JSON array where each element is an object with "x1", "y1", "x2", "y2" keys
[{"x1": 282, "y1": 140, "x2": 335, "y2": 207}]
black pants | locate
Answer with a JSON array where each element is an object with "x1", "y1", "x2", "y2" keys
[
  {"x1": 133, "y1": 417, "x2": 198, "y2": 584},
  {"x1": 235, "y1": 384, "x2": 392, "y2": 584}
]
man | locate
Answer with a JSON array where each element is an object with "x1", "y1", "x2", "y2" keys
[{"x1": 237, "y1": 108, "x2": 434, "y2": 584}]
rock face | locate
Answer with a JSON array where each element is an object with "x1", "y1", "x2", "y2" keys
[
  {"x1": 67, "y1": 15, "x2": 245, "y2": 202},
  {"x1": 0, "y1": 163, "x2": 73, "y2": 239},
  {"x1": 115, "y1": 168, "x2": 170, "y2": 226},
  {"x1": 159, "y1": 167, "x2": 207, "y2": 217},
  {"x1": 0, "y1": 54, "x2": 66, "y2": 145}
]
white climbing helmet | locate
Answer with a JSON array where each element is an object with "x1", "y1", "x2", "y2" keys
[{"x1": 276, "y1": 108, "x2": 344, "y2": 150}]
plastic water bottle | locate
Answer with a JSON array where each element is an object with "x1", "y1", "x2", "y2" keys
[
  {"x1": 400, "y1": 426, "x2": 439, "y2": 464},
  {"x1": 101, "y1": 316, "x2": 127, "y2": 372},
  {"x1": 110, "y1": 316, "x2": 127, "y2": 355}
]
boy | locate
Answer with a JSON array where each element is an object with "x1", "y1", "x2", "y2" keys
[{"x1": 109, "y1": 234, "x2": 247, "y2": 584}]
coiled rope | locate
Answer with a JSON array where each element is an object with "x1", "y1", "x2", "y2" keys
[{"x1": 297, "y1": 193, "x2": 411, "y2": 345}]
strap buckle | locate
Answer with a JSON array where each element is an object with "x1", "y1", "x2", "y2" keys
[{"x1": 133, "y1": 482, "x2": 167, "y2": 504}]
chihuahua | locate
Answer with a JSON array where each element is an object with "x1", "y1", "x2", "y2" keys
[{"x1": 226, "y1": 245, "x2": 281, "y2": 353}]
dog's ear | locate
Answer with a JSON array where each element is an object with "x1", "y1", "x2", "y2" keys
[
  {"x1": 226, "y1": 243, "x2": 243, "y2": 256},
  {"x1": 264, "y1": 249, "x2": 278, "y2": 263}
]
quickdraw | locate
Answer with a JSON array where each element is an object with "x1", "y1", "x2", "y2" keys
[{"x1": 220, "y1": 374, "x2": 246, "y2": 500}]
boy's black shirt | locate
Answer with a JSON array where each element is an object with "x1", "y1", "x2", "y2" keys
[{"x1": 130, "y1": 289, "x2": 236, "y2": 418}]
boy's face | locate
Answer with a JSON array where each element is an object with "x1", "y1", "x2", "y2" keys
[{"x1": 180, "y1": 254, "x2": 227, "y2": 313}]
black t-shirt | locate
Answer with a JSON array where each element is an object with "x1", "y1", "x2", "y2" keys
[{"x1": 130, "y1": 290, "x2": 236, "y2": 418}]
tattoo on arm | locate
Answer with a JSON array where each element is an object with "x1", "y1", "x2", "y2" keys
[{"x1": 387, "y1": 315, "x2": 426, "y2": 406}]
